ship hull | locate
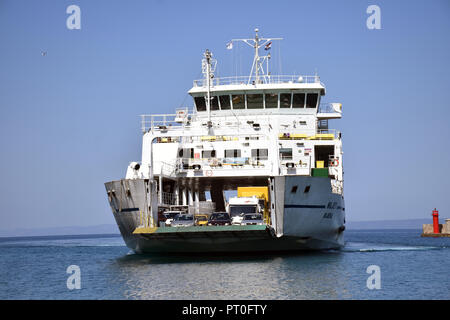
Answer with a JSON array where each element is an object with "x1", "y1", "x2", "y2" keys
[
  {"x1": 122, "y1": 233, "x2": 342, "y2": 253},
  {"x1": 105, "y1": 176, "x2": 345, "y2": 253}
]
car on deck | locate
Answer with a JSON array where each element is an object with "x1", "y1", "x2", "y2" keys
[
  {"x1": 241, "y1": 213, "x2": 264, "y2": 226},
  {"x1": 195, "y1": 214, "x2": 209, "y2": 226},
  {"x1": 208, "y1": 212, "x2": 231, "y2": 226},
  {"x1": 170, "y1": 213, "x2": 194, "y2": 227}
]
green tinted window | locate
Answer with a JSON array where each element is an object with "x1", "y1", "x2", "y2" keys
[
  {"x1": 210, "y1": 96, "x2": 219, "y2": 111},
  {"x1": 292, "y1": 93, "x2": 305, "y2": 108},
  {"x1": 247, "y1": 94, "x2": 263, "y2": 109},
  {"x1": 280, "y1": 93, "x2": 291, "y2": 108},
  {"x1": 306, "y1": 93, "x2": 318, "y2": 108},
  {"x1": 265, "y1": 93, "x2": 278, "y2": 108},
  {"x1": 219, "y1": 95, "x2": 231, "y2": 110},
  {"x1": 194, "y1": 97, "x2": 206, "y2": 111},
  {"x1": 232, "y1": 94, "x2": 245, "y2": 109}
]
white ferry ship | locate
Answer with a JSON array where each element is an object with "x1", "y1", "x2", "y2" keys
[{"x1": 105, "y1": 29, "x2": 346, "y2": 253}]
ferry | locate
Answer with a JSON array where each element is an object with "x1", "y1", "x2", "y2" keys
[{"x1": 104, "y1": 29, "x2": 346, "y2": 253}]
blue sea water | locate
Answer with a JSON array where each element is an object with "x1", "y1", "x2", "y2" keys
[{"x1": 0, "y1": 230, "x2": 448, "y2": 300}]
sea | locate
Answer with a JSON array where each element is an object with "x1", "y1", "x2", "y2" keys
[{"x1": 0, "y1": 229, "x2": 448, "y2": 300}]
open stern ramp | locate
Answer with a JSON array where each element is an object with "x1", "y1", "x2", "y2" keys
[{"x1": 134, "y1": 224, "x2": 270, "y2": 238}]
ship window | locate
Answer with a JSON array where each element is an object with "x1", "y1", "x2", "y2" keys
[
  {"x1": 280, "y1": 93, "x2": 291, "y2": 108},
  {"x1": 179, "y1": 148, "x2": 194, "y2": 159},
  {"x1": 219, "y1": 95, "x2": 231, "y2": 110},
  {"x1": 265, "y1": 93, "x2": 278, "y2": 108},
  {"x1": 291, "y1": 186, "x2": 298, "y2": 193},
  {"x1": 194, "y1": 97, "x2": 206, "y2": 112},
  {"x1": 279, "y1": 148, "x2": 293, "y2": 160},
  {"x1": 292, "y1": 93, "x2": 305, "y2": 108},
  {"x1": 306, "y1": 93, "x2": 318, "y2": 108},
  {"x1": 251, "y1": 148, "x2": 268, "y2": 160},
  {"x1": 232, "y1": 94, "x2": 245, "y2": 109},
  {"x1": 304, "y1": 186, "x2": 310, "y2": 193},
  {"x1": 225, "y1": 149, "x2": 241, "y2": 158},
  {"x1": 202, "y1": 150, "x2": 216, "y2": 158},
  {"x1": 247, "y1": 94, "x2": 263, "y2": 109},
  {"x1": 210, "y1": 96, "x2": 219, "y2": 111}
]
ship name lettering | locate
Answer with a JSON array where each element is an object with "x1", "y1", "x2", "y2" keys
[{"x1": 323, "y1": 212, "x2": 333, "y2": 219}]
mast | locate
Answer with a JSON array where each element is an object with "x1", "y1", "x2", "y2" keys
[
  {"x1": 230, "y1": 28, "x2": 282, "y2": 84},
  {"x1": 205, "y1": 49, "x2": 212, "y2": 122},
  {"x1": 254, "y1": 29, "x2": 260, "y2": 83},
  {"x1": 202, "y1": 49, "x2": 216, "y2": 124}
]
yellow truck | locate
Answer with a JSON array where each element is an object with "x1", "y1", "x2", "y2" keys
[{"x1": 237, "y1": 187, "x2": 270, "y2": 225}]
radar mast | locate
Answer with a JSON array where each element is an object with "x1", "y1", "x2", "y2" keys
[{"x1": 229, "y1": 28, "x2": 282, "y2": 84}]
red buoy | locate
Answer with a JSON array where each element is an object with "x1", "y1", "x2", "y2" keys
[{"x1": 432, "y1": 208, "x2": 440, "y2": 234}]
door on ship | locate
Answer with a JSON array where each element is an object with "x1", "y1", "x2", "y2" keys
[{"x1": 314, "y1": 145, "x2": 334, "y2": 168}]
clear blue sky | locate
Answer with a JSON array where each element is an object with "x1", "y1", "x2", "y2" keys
[{"x1": 0, "y1": 0, "x2": 449, "y2": 230}]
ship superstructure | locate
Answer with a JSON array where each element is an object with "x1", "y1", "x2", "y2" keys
[{"x1": 105, "y1": 29, "x2": 345, "y2": 253}]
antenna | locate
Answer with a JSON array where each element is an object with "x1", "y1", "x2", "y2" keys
[
  {"x1": 202, "y1": 49, "x2": 217, "y2": 124},
  {"x1": 229, "y1": 28, "x2": 282, "y2": 84}
]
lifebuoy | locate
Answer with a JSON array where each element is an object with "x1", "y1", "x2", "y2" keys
[{"x1": 332, "y1": 158, "x2": 339, "y2": 166}]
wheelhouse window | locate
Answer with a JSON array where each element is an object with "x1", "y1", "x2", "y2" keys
[
  {"x1": 194, "y1": 97, "x2": 206, "y2": 112},
  {"x1": 210, "y1": 96, "x2": 219, "y2": 111},
  {"x1": 225, "y1": 149, "x2": 241, "y2": 158},
  {"x1": 265, "y1": 93, "x2": 278, "y2": 108},
  {"x1": 280, "y1": 93, "x2": 291, "y2": 108},
  {"x1": 247, "y1": 94, "x2": 263, "y2": 109},
  {"x1": 306, "y1": 93, "x2": 318, "y2": 108},
  {"x1": 219, "y1": 95, "x2": 231, "y2": 110},
  {"x1": 292, "y1": 93, "x2": 305, "y2": 108},
  {"x1": 232, "y1": 94, "x2": 245, "y2": 109},
  {"x1": 251, "y1": 148, "x2": 268, "y2": 160},
  {"x1": 202, "y1": 150, "x2": 216, "y2": 158},
  {"x1": 279, "y1": 148, "x2": 293, "y2": 160}
]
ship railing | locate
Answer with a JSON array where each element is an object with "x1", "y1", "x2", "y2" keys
[
  {"x1": 140, "y1": 108, "x2": 196, "y2": 133},
  {"x1": 175, "y1": 157, "x2": 270, "y2": 172},
  {"x1": 151, "y1": 134, "x2": 268, "y2": 145},
  {"x1": 193, "y1": 75, "x2": 323, "y2": 87},
  {"x1": 318, "y1": 103, "x2": 342, "y2": 114},
  {"x1": 158, "y1": 191, "x2": 177, "y2": 206},
  {"x1": 315, "y1": 128, "x2": 340, "y2": 139},
  {"x1": 182, "y1": 133, "x2": 268, "y2": 144},
  {"x1": 277, "y1": 129, "x2": 340, "y2": 140},
  {"x1": 159, "y1": 161, "x2": 177, "y2": 176},
  {"x1": 142, "y1": 114, "x2": 276, "y2": 134}
]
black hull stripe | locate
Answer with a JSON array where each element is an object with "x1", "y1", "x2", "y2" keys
[
  {"x1": 119, "y1": 207, "x2": 139, "y2": 212},
  {"x1": 284, "y1": 205, "x2": 326, "y2": 209}
]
